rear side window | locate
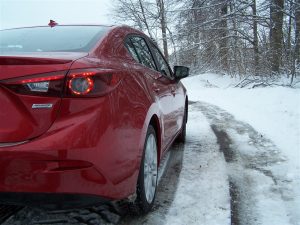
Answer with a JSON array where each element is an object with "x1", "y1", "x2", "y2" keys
[
  {"x1": 150, "y1": 42, "x2": 172, "y2": 78},
  {"x1": 125, "y1": 39, "x2": 140, "y2": 62},
  {"x1": 0, "y1": 26, "x2": 109, "y2": 53},
  {"x1": 128, "y1": 36, "x2": 156, "y2": 70}
]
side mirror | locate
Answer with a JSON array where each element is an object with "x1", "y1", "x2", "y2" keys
[{"x1": 173, "y1": 66, "x2": 189, "y2": 80}]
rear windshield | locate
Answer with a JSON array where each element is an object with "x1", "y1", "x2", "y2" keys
[{"x1": 0, "y1": 26, "x2": 109, "y2": 53}]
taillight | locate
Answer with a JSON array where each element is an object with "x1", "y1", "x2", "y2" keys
[
  {"x1": 69, "y1": 76, "x2": 94, "y2": 95},
  {"x1": 0, "y1": 68, "x2": 121, "y2": 98},
  {"x1": 65, "y1": 68, "x2": 120, "y2": 97},
  {"x1": 0, "y1": 71, "x2": 66, "y2": 97}
]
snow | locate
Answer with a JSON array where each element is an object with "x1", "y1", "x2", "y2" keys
[
  {"x1": 226, "y1": 128, "x2": 294, "y2": 225},
  {"x1": 182, "y1": 73, "x2": 300, "y2": 225},
  {"x1": 164, "y1": 109, "x2": 230, "y2": 225},
  {"x1": 182, "y1": 73, "x2": 300, "y2": 175}
]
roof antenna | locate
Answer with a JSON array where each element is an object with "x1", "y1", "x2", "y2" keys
[{"x1": 48, "y1": 20, "x2": 58, "y2": 28}]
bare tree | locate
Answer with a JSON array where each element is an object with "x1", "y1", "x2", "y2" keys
[
  {"x1": 112, "y1": 0, "x2": 171, "y2": 59},
  {"x1": 112, "y1": 0, "x2": 297, "y2": 81},
  {"x1": 295, "y1": 0, "x2": 300, "y2": 62},
  {"x1": 112, "y1": 0, "x2": 154, "y2": 37},
  {"x1": 156, "y1": 0, "x2": 169, "y2": 59},
  {"x1": 270, "y1": 0, "x2": 285, "y2": 74},
  {"x1": 252, "y1": 0, "x2": 259, "y2": 75},
  {"x1": 219, "y1": 0, "x2": 229, "y2": 72},
  {"x1": 290, "y1": 0, "x2": 300, "y2": 82}
]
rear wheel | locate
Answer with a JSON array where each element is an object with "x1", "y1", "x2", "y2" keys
[{"x1": 134, "y1": 125, "x2": 158, "y2": 213}]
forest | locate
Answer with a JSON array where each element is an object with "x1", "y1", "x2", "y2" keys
[{"x1": 112, "y1": 0, "x2": 300, "y2": 84}]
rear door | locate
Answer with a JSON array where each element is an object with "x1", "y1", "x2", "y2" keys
[
  {"x1": 147, "y1": 41, "x2": 181, "y2": 143},
  {"x1": 125, "y1": 36, "x2": 174, "y2": 150}
]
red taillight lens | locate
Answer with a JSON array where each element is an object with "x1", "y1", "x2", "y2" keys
[
  {"x1": 0, "y1": 68, "x2": 121, "y2": 98},
  {"x1": 69, "y1": 77, "x2": 94, "y2": 95},
  {"x1": 0, "y1": 71, "x2": 66, "y2": 97},
  {"x1": 65, "y1": 68, "x2": 120, "y2": 97}
]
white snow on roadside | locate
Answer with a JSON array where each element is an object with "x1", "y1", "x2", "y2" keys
[
  {"x1": 182, "y1": 73, "x2": 300, "y2": 225},
  {"x1": 227, "y1": 129, "x2": 294, "y2": 225},
  {"x1": 182, "y1": 74, "x2": 300, "y2": 176}
]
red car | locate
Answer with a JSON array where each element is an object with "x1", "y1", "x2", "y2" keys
[{"x1": 0, "y1": 24, "x2": 189, "y2": 213}]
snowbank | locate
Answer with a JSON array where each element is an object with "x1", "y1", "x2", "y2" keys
[{"x1": 182, "y1": 74, "x2": 300, "y2": 174}]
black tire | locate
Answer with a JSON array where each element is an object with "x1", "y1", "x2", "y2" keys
[
  {"x1": 130, "y1": 125, "x2": 158, "y2": 214},
  {"x1": 177, "y1": 106, "x2": 187, "y2": 143}
]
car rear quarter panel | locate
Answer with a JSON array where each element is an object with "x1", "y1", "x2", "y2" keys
[
  {"x1": 73, "y1": 25, "x2": 164, "y2": 163},
  {"x1": 65, "y1": 55, "x2": 158, "y2": 198}
]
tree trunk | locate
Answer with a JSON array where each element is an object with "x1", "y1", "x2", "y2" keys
[
  {"x1": 295, "y1": 0, "x2": 300, "y2": 63},
  {"x1": 138, "y1": 0, "x2": 153, "y2": 38},
  {"x1": 252, "y1": 0, "x2": 259, "y2": 75},
  {"x1": 157, "y1": 0, "x2": 169, "y2": 60},
  {"x1": 291, "y1": 0, "x2": 300, "y2": 82},
  {"x1": 270, "y1": 0, "x2": 284, "y2": 74},
  {"x1": 219, "y1": 1, "x2": 228, "y2": 72},
  {"x1": 287, "y1": 1, "x2": 293, "y2": 55}
]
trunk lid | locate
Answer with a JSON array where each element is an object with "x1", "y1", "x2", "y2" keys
[
  {"x1": 0, "y1": 52, "x2": 87, "y2": 79},
  {"x1": 0, "y1": 52, "x2": 87, "y2": 143}
]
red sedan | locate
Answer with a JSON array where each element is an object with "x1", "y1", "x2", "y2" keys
[{"x1": 0, "y1": 24, "x2": 189, "y2": 213}]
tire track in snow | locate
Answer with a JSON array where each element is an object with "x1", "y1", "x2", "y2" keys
[
  {"x1": 210, "y1": 125, "x2": 240, "y2": 225},
  {"x1": 195, "y1": 101, "x2": 295, "y2": 225}
]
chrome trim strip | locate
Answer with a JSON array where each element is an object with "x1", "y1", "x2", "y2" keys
[
  {"x1": 0, "y1": 141, "x2": 28, "y2": 147},
  {"x1": 32, "y1": 104, "x2": 53, "y2": 109}
]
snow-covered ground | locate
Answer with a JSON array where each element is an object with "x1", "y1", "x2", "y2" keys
[
  {"x1": 182, "y1": 73, "x2": 300, "y2": 174},
  {"x1": 182, "y1": 73, "x2": 300, "y2": 225}
]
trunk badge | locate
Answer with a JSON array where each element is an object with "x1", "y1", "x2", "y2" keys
[{"x1": 32, "y1": 104, "x2": 53, "y2": 109}]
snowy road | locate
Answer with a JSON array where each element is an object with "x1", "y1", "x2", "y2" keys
[{"x1": 1, "y1": 101, "x2": 298, "y2": 225}]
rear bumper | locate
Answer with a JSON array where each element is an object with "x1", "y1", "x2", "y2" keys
[
  {"x1": 0, "y1": 151, "x2": 112, "y2": 199},
  {"x1": 0, "y1": 87, "x2": 149, "y2": 208},
  {"x1": 0, "y1": 135, "x2": 139, "y2": 206},
  {"x1": 0, "y1": 98, "x2": 143, "y2": 207}
]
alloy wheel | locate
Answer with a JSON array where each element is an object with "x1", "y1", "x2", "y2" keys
[{"x1": 143, "y1": 133, "x2": 158, "y2": 203}]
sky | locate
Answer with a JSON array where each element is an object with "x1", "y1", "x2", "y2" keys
[{"x1": 0, "y1": 0, "x2": 114, "y2": 30}]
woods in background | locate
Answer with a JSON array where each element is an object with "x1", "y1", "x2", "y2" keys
[{"x1": 112, "y1": 0, "x2": 300, "y2": 82}]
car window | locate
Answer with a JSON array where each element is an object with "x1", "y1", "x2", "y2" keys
[
  {"x1": 125, "y1": 39, "x2": 140, "y2": 62},
  {"x1": 150, "y1": 42, "x2": 172, "y2": 78},
  {"x1": 129, "y1": 36, "x2": 156, "y2": 70},
  {"x1": 0, "y1": 26, "x2": 109, "y2": 53}
]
